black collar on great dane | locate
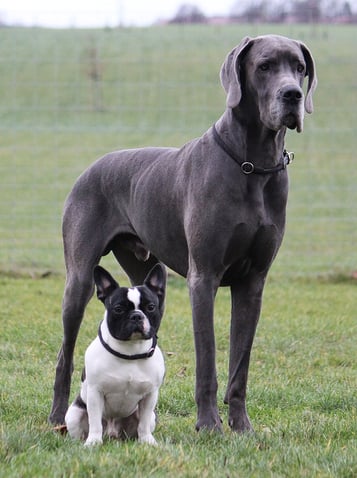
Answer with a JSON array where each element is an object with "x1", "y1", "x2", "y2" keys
[
  {"x1": 212, "y1": 123, "x2": 294, "y2": 175},
  {"x1": 97, "y1": 321, "x2": 157, "y2": 360}
]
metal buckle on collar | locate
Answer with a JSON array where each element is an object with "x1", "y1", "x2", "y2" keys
[
  {"x1": 283, "y1": 150, "x2": 295, "y2": 168},
  {"x1": 241, "y1": 162, "x2": 255, "y2": 174}
]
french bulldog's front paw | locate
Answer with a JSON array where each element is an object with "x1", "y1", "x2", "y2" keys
[
  {"x1": 84, "y1": 436, "x2": 103, "y2": 447},
  {"x1": 138, "y1": 434, "x2": 157, "y2": 446}
]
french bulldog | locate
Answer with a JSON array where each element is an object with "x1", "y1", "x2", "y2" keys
[{"x1": 65, "y1": 263, "x2": 166, "y2": 446}]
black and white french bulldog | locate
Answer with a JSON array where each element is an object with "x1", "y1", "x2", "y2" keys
[{"x1": 65, "y1": 263, "x2": 166, "y2": 446}]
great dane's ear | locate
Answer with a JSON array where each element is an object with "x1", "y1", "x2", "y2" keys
[
  {"x1": 220, "y1": 36, "x2": 253, "y2": 109},
  {"x1": 93, "y1": 265, "x2": 119, "y2": 303},
  {"x1": 298, "y1": 41, "x2": 318, "y2": 114}
]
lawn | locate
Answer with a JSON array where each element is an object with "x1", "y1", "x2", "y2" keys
[
  {"x1": 0, "y1": 23, "x2": 356, "y2": 477},
  {"x1": 0, "y1": 273, "x2": 356, "y2": 477}
]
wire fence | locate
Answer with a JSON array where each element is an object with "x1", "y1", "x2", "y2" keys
[{"x1": 0, "y1": 24, "x2": 356, "y2": 279}]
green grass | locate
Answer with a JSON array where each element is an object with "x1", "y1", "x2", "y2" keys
[
  {"x1": 0, "y1": 23, "x2": 357, "y2": 477},
  {"x1": 0, "y1": 24, "x2": 356, "y2": 276},
  {"x1": 0, "y1": 273, "x2": 356, "y2": 477}
]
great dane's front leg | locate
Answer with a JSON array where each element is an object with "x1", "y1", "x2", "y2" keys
[
  {"x1": 226, "y1": 273, "x2": 266, "y2": 432},
  {"x1": 188, "y1": 271, "x2": 222, "y2": 432}
]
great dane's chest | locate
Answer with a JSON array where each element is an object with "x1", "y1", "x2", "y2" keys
[
  {"x1": 206, "y1": 175, "x2": 288, "y2": 281},
  {"x1": 230, "y1": 179, "x2": 286, "y2": 274},
  {"x1": 243, "y1": 180, "x2": 285, "y2": 227}
]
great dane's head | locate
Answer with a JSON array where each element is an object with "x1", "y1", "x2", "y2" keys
[{"x1": 220, "y1": 34, "x2": 317, "y2": 133}]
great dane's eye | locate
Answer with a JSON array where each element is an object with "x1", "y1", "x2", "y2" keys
[
  {"x1": 259, "y1": 63, "x2": 270, "y2": 71},
  {"x1": 297, "y1": 63, "x2": 305, "y2": 73},
  {"x1": 146, "y1": 303, "x2": 156, "y2": 313}
]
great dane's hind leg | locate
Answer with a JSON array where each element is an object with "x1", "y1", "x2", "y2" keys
[
  {"x1": 50, "y1": 190, "x2": 111, "y2": 425},
  {"x1": 49, "y1": 269, "x2": 96, "y2": 425},
  {"x1": 225, "y1": 274, "x2": 266, "y2": 433},
  {"x1": 188, "y1": 270, "x2": 222, "y2": 432}
]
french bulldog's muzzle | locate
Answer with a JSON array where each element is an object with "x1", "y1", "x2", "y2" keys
[{"x1": 127, "y1": 310, "x2": 152, "y2": 338}]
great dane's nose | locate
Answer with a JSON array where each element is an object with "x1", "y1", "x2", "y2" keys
[{"x1": 280, "y1": 85, "x2": 303, "y2": 104}]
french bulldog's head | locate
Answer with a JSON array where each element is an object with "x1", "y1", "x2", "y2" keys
[{"x1": 93, "y1": 264, "x2": 166, "y2": 341}]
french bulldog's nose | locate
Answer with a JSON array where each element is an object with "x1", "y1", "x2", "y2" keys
[{"x1": 130, "y1": 312, "x2": 143, "y2": 323}]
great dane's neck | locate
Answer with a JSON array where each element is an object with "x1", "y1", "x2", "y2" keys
[{"x1": 216, "y1": 109, "x2": 287, "y2": 169}]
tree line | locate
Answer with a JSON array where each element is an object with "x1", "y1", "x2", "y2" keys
[{"x1": 170, "y1": 1, "x2": 356, "y2": 24}]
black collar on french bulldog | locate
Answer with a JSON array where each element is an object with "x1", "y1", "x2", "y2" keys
[{"x1": 98, "y1": 321, "x2": 157, "y2": 360}]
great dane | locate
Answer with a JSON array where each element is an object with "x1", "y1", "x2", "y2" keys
[{"x1": 50, "y1": 35, "x2": 317, "y2": 432}]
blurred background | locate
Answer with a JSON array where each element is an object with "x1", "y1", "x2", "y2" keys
[
  {"x1": 2, "y1": 0, "x2": 357, "y2": 27},
  {"x1": 0, "y1": 1, "x2": 356, "y2": 279}
]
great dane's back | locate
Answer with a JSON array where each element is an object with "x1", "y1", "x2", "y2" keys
[{"x1": 50, "y1": 34, "x2": 316, "y2": 432}]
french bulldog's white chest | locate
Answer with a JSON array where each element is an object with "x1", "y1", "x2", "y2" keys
[{"x1": 81, "y1": 337, "x2": 165, "y2": 419}]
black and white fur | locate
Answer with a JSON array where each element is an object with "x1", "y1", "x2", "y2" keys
[{"x1": 65, "y1": 264, "x2": 166, "y2": 446}]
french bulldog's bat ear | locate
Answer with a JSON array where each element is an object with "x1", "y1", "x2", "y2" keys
[
  {"x1": 144, "y1": 263, "x2": 167, "y2": 303},
  {"x1": 93, "y1": 266, "x2": 119, "y2": 303}
]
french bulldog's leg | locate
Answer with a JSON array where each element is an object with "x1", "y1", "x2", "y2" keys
[
  {"x1": 65, "y1": 400, "x2": 89, "y2": 440},
  {"x1": 120, "y1": 410, "x2": 139, "y2": 440},
  {"x1": 105, "y1": 418, "x2": 122, "y2": 440},
  {"x1": 85, "y1": 387, "x2": 105, "y2": 446},
  {"x1": 137, "y1": 391, "x2": 159, "y2": 445}
]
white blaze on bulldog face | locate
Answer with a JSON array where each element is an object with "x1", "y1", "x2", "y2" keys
[
  {"x1": 127, "y1": 287, "x2": 141, "y2": 309},
  {"x1": 127, "y1": 287, "x2": 151, "y2": 335}
]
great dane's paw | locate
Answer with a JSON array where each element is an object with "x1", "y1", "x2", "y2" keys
[
  {"x1": 84, "y1": 436, "x2": 103, "y2": 447},
  {"x1": 228, "y1": 415, "x2": 254, "y2": 434},
  {"x1": 138, "y1": 434, "x2": 158, "y2": 446},
  {"x1": 196, "y1": 415, "x2": 223, "y2": 433}
]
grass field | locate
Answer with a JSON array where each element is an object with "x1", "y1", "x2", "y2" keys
[
  {"x1": 0, "y1": 23, "x2": 356, "y2": 276},
  {"x1": 0, "y1": 23, "x2": 356, "y2": 477},
  {"x1": 1, "y1": 274, "x2": 356, "y2": 477}
]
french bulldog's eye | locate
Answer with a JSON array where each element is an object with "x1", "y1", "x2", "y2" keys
[
  {"x1": 113, "y1": 305, "x2": 125, "y2": 315},
  {"x1": 146, "y1": 303, "x2": 156, "y2": 313}
]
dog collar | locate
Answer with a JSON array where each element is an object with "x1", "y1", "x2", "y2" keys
[
  {"x1": 98, "y1": 321, "x2": 157, "y2": 360},
  {"x1": 212, "y1": 123, "x2": 294, "y2": 175}
]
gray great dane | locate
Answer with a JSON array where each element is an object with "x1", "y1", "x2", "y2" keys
[{"x1": 50, "y1": 35, "x2": 317, "y2": 432}]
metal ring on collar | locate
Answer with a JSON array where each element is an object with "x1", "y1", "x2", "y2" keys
[{"x1": 241, "y1": 162, "x2": 255, "y2": 174}]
